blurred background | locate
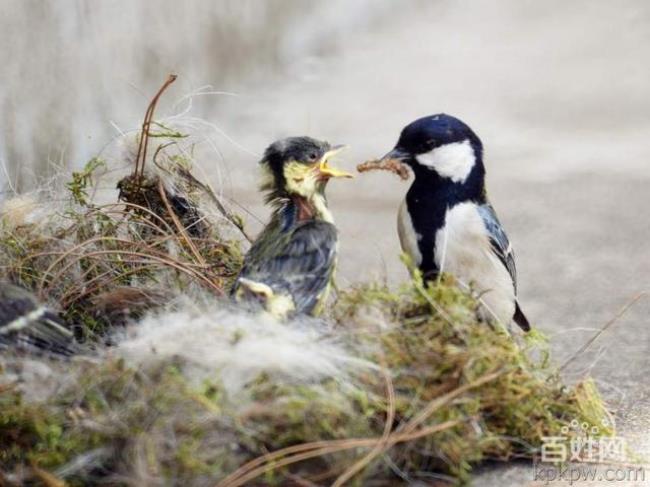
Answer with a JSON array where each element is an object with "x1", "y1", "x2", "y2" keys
[{"x1": 1, "y1": 1, "x2": 649, "y2": 483}]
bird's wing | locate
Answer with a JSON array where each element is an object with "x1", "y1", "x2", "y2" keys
[
  {"x1": 233, "y1": 220, "x2": 338, "y2": 315},
  {"x1": 477, "y1": 203, "x2": 517, "y2": 291},
  {"x1": 0, "y1": 283, "x2": 76, "y2": 356},
  {"x1": 477, "y1": 205, "x2": 530, "y2": 331}
]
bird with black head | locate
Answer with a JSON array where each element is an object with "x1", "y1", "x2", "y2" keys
[{"x1": 366, "y1": 114, "x2": 530, "y2": 332}]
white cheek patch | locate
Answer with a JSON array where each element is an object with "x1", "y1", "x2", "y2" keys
[{"x1": 415, "y1": 139, "x2": 476, "y2": 183}]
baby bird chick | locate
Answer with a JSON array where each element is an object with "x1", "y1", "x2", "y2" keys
[{"x1": 232, "y1": 137, "x2": 352, "y2": 319}]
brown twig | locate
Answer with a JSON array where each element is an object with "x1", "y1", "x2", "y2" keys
[{"x1": 134, "y1": 74, "x2": 178, "y2": 186}]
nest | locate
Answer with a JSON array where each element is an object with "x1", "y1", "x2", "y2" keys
[{"x1": 0, "y1": 270, "x2": 611, "y2": 486}]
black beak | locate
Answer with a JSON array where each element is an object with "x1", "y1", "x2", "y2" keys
[{"x1": 379, "y1": 147, "x2": 410, "y2": 163}]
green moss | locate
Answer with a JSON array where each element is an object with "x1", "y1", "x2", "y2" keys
[
  {"x1": 66, "y1": 157, "x2": 106, "y2": 207},
  {"x1": 0, "y1": 276, "x2": 612, "y2": 485},
  {"x1": 0, "y1": 388, "x2": 98, "y2": 474}
]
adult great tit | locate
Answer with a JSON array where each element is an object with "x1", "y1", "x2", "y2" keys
[{"x1": 373, "y1": 114, "x2": 530, "y2": 332}]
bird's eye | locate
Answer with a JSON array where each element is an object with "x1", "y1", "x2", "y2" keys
[{"x1": 308, "y1": 152, "x2": 318, "y2": 161}]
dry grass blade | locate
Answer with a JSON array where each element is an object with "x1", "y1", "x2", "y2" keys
[
  {"x1": 330, "y1": 370, "x2": 503, "y2": 486},
  {"x1": 331, "y1": 357, "x2": 395, "y2": 487},
  {"x1": 398, "y1": 369, "x2": 502, "y2": 437},
  {"x1": 98, "y1": 202, "x2": 176, "y2": 234},
  {"x1": 559, "y1": 291, "x2": 648, "y2": 372},
  {"x1": 156, "y1": 179, "x2": 206, "y2": 266},
  {"x1": 79, "y1": 249, "x2": 222, "y2": 294},
  {"x1": 36, "y1": 236, "x2": 122, "y2": 296},
  {"x1": 217, "y1": 420, "x2": 463, "y2": 487}
]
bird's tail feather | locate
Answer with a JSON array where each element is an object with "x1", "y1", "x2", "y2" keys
[{"x1": 513, "y1": 302, "x2": 531, "y2": 332}]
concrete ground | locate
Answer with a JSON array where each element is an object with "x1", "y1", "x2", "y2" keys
[{"x1": 209, "y1": 1, "x2": 650, "y2": 484}]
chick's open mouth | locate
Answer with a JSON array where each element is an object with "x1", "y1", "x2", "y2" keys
[{"x1": 317, "y1": 145, "x2": 354, "y2": 179}]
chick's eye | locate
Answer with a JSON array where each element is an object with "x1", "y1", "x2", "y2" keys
[{"x1": 308, "y1": 152, "x2": 318, "y2": 161}]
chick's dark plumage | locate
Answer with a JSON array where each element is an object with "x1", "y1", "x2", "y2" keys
[
  {"x1": 0, "y1": 282, "x2": 76, "y2": 356},
  {"x1": 236, "y1": 218, "x2": 337, "y2": 315}
]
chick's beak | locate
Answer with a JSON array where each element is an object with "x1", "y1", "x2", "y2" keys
[{"x1": 318, "y1": 145, "x2": 354, "y2": 179}]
